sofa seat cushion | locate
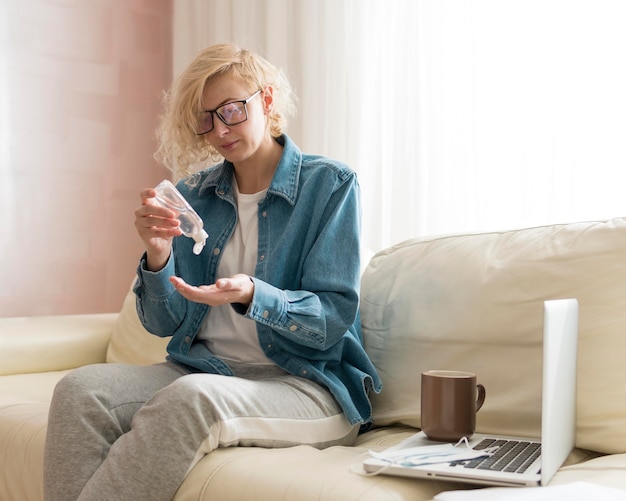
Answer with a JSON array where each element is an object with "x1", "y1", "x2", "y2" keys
[
  {"x1": 550, "y1": 452, "x2": 626, "y2": 491},
  {"x1": 174, "y1": 426, "x2": 472, "y2": 501},
  {"x1": 0, "y1": 399, "x2": 50, "y2": 501},
  {"x1": 0, "y1": 370, "x2": 70, "y2": 403},
  {"x1": 361, "y1": 218, "x2": 626, "y2": 454},
  {"x1": 0, "y1": 370, "x2": 70, "y2": 501},
  {"x1": 0, "y1": 370, "x2": 69, "y2": 501}
]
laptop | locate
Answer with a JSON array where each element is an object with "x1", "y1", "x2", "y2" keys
[{"x1": 363, "y1": 298, "x2": 579, "y2": 487}]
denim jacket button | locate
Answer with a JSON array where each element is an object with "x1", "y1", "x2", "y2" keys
[
  {"x1": 184, "y1": 336, "x2": 191, "y2": 344},
  {"x1": 289, "y1": 324, "x2": 297, "y2": 332},
  {"x1": 262, "y1": 310, "x2": 269, "y2": 319},
  {"x1": 213, "y1": 248, "x2": 220, "y2": 256}
]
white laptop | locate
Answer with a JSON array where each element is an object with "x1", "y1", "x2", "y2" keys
[{"x1": 363, "y1": 298, "x2": 579, "y2": 487}]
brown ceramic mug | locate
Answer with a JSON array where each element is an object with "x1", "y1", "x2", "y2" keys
[{"x1": 420, "y1": 370, "x2": 486, "y2": 442}]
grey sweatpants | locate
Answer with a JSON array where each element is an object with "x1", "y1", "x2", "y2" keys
[{"x1": 43, "y1": 362, "x2": 359, "y2": 501}]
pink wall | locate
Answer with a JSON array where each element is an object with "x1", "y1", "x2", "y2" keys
[{"x1": 0, "y1": 0, "x2": 172, "y2": 316}]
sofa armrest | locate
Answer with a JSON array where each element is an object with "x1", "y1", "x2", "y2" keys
[{"x1": 0, "y1": 313, "x2": 117, "y2": 376}]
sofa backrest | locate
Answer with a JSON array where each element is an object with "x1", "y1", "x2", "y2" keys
[
  {"x1": 106, "y1": 281, "x2": 169, "y2": 366},
  {"x1": 361, "y1": 217, "x2": 626, "y2": 455}
]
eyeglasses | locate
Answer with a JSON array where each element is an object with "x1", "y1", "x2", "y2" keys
[{"x1": 196, "y1": 89, "x2": 262, "y2": 135}]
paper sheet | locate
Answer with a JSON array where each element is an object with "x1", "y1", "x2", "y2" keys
[{"x1": 434, "y1": 481, "x2": 626, "y2": 500}]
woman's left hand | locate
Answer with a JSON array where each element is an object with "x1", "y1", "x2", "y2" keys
[{"x1": 169, "y1": 274, "x2": 254, "y2": 307}]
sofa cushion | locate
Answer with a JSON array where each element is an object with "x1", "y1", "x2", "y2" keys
[
  {"x1": 174, "y1": 426, "x2": 466, "y2": 500},
  {"x1": 0, "y1": 371, "x2": 70, "y2": 403},
  {"x1": 361, "y1": 217, "x2": 626, "y2": 454},
  {"x1": 549, "y1": 452, "x2": 626, "y2": 491},
  {"x1": 0, "y1": 398, "x2": 49, "y2": 501},
  {"x1": 105, "y1": 280, "x2": 169, "y2": 366}
]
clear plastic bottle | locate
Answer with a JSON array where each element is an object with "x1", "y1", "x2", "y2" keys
[{"x1": 153, "y1": 179, "x2": 208, "y2": 255}]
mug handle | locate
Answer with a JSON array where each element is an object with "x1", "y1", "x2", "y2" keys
[{"x1": 476, "y1": 384, "x2": 486, "y2": 412}]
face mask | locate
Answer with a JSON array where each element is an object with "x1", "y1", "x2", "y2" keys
[{"x1": 368, "y1": 436, "x2": 496, "y2": 467}]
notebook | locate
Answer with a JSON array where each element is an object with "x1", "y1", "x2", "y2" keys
[{"x1": 363, "y1": 298, "x2": 579, "y2": 487}]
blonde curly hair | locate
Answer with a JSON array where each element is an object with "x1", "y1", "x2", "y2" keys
[{"x1": 154, "y1": 43, "x2": 297, "y2": 179}]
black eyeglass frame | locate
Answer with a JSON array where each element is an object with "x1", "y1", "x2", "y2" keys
[{"x1": 195, "y1": 89, "x2": 262, "y2": 135}]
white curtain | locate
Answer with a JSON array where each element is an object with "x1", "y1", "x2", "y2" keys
[{"x1": 174, "y1": 0, "x2": 626, "y2": 254}]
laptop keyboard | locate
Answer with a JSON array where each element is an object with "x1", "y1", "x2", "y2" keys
[{"x1": 453, "y1": 438, "x2": 541, "y2": 473}]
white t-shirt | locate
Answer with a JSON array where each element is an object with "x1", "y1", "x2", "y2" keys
[{"x1": 197, "y1": 182, "x2": 274, "y2": 365}]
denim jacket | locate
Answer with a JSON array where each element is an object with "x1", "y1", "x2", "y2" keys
[{"x1": 134, "y1": 135, "x2": 382, "y2": 426}]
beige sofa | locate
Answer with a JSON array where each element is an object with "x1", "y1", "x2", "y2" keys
[{"x1": 2, "y1": 218, "x2": 626, "y2": 500}]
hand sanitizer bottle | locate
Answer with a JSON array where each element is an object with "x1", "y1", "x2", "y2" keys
[{"x1": 153, "y1": 179, "x2": 208, "y2": 255}]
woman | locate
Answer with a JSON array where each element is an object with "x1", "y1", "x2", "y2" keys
[{"x1": 44, "y1": 43, "x2": 381, "y2": 501}]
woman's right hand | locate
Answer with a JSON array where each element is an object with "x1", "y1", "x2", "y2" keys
[{"x1": 134, "y1": 188, "x2": 182, "y2": 271}]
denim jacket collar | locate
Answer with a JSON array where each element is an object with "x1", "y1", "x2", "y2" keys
[{"x1": 197, "y1": 135, "x2": 300, "y2": 206}]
